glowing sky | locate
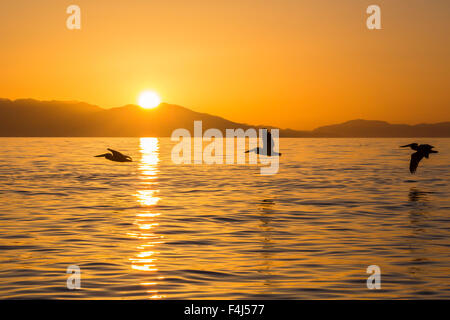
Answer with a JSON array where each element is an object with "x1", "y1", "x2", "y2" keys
[{"x1": 0, "y1": 0, "x2": 449, "y2": 129}]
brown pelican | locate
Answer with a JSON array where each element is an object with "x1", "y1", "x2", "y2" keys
[
  {"x1": 95, "y1": 148, "x2": 132, "y2": 162},
  {"x1": 400, "y1": 143, "x2": 438, "y2": 174},
  {"x1": 245, "y1": 129, "x2": 282, "y2": 156}
]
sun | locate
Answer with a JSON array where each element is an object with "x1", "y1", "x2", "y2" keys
[{"x1": 138, "y1": 91, "x2": 161, "y2": 109}]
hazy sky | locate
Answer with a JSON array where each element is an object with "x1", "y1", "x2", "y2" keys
[{"x1": 0, "y1": 0, "x2": 449, "y2": 129}]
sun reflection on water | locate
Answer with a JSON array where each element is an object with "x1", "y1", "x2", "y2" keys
[{"x1": 130, "y1": 138, "x2": 165, "y2": 299}]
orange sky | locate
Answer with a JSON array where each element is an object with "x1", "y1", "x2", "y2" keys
[{"x1": 0, "y1": 0, "x2": 449, "y2": 130}]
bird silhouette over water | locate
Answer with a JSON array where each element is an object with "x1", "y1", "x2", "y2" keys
[
  {"x1": 95, "y1": 148, "x2": 132, "y2": 162},
  {"x1": 400, "y1": 143, "x2": 438, "y2": 174},
  {"x1": 245, "y1": 129, "x2": 281, "y2": 156}
]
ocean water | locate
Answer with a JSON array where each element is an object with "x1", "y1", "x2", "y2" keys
[{"x1": 0, "y1": 137, "x2": 449, "y2": 299}]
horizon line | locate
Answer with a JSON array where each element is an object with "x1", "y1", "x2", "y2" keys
[{"x1": 1, "y1": 97, "x2": 450, "y2": 131}]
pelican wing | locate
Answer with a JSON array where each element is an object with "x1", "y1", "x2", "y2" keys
[
  {"x1": 410, "y1": 152, "x2": 424, "y2": 174},
  {"x1": 269, "y1": 132, "x2": 274, "y2": 152},
  {"x1": 263, "y1": 131, "x2": 271, "y2": 151},
  {"x1": 260, "y1": 130, "x2": 274, "y2": 155},
  {"x1": 107, "y1": 148, "x2": 126, "y2": 158}
]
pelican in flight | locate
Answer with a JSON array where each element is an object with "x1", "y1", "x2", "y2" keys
[
  {"x1": 400, "y1": 143, "x2": 438, "y2": 174},
  {"x1": 245, "y1": 129, "x2": 281, "y2": 156},
  {"x1": 95, "y1": 148, "x2": 132, "y2": 162}
]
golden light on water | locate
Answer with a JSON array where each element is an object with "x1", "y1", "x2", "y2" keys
[
  {"x1": 136, "y1": 190, "x2": 159, "y2": 206},
  {"x1": 130, "y1": 137, "x2": 165, "y2": 299}
]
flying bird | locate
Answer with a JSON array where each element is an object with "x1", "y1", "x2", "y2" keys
[
  {"x1": 95, "y1": 148, "x2": 132, "y2": 162},
  {"x1": 245, "y1": 129, "x2": 281, "y2": 156},
  {"x1": 400, "y1": 143, "x2": 438, "y2": 174}
]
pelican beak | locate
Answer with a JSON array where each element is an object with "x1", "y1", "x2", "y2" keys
[
  {"x1": 95, "y1": 153, "x2": 108, "y2": 157},
  {"x1": 400, "y1": 144, "x2": 412, "y2": 148}
]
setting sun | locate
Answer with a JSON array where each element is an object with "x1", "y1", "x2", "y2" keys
[{"x1": 138, "y1": 91, "x2": 161, "y2": 109}]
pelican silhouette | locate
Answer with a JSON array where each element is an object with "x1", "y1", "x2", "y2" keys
[
  {"x1": 400, "y1": 143, "x2": 438, "y2": 174},
  {"x1": 245, "y1": 129, "x2": 281, "y2": 156},
  {"x1": 95, "y1": 148, "x2": 132, "y2": 162}
]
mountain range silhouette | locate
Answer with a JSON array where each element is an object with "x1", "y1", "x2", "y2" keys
[{"x1": 1, "y1": 98, "x2": 449, "y2": 137}]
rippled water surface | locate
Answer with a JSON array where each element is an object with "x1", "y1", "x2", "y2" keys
[{"x1": 0, "y1": 138, "x2": 449, "y2": 299}]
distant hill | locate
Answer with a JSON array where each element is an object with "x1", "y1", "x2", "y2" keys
[
  {"x1": 0, "y1": 99, "x2": 249, "y2": 137},
  {"x1": 0, "y1": 98, "x2": 449, "y2": 137},
  {"x1": 311, "y1": 119, "x2": 450, "y2": 137}
]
